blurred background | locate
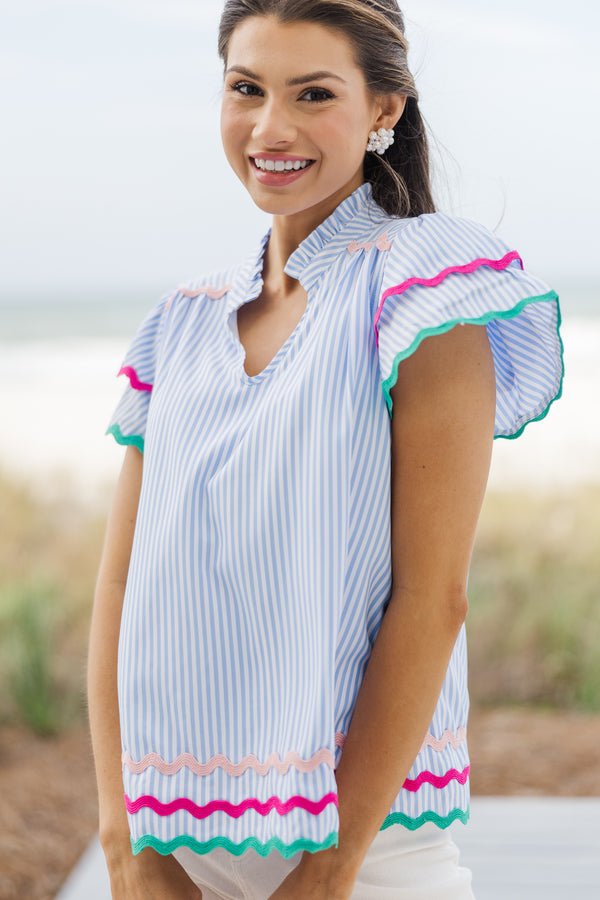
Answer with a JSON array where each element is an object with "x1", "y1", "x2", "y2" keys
[{"x1": 0, "y1": 1, "x2": 598, "y2": 897}]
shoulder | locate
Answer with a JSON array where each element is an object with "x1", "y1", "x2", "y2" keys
[
  {"x1": 123, "y1": 264, "x2": 239, "y2": 372},
  {"x1": 164, "y1": 263, "x2": 239, "y2": 312},
  {"x1": 380, "y1": 210, "x2": 517, "y2": 281},
  {"x1": 375, "y1": 210, "x2": 530, "y2": 337}
]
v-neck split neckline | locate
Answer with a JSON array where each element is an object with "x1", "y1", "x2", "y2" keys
[{"x1": 223, "y1": 181, "x2": 378, "y2": 385}]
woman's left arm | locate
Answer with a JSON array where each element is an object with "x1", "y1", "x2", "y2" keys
[{"x1": 289, "y1": 322, "x2": 497, "y2": 896}]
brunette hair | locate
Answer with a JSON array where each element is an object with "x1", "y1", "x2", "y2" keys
[{"x1": 217, "y1": 0, "x2": 437, "y2": 218}]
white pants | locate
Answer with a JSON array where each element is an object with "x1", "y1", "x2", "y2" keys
[{"x1": 172, "y1": 821, "x2": 476, "y2": 899}]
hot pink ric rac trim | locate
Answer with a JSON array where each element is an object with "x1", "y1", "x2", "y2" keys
[
  {"x1": 124, "y1": 791, "x2": 339, "y2": 819},
  {"x1": 118, "y1": 365, "x2": 152, "y2": 392},
  {"x1": 347, "y1": 231, "x2": 392, "y2": 254},
  {"x1": 373, "y1": 250, "x2": 524, "y2": 348},
  {"x1": 335, "y1": 726, "x2": 467, "y2": 754},
  {"x1": 122, "y1": 747, "x2": 335, "y2": 776},
  {"x1": 404, "y1": 764, "x2": 470, "y2": 791}
]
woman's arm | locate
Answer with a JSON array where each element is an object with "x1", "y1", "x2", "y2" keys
[
  {"x1": 300, "y1": 322, "x2": 496, "y2": 890},
  {"x1": 87, "y1": 445, "x2": 144, "y2": 857}
]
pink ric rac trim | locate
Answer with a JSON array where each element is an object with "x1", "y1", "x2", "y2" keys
[
  {"x1": 124, "y1": 792, "x2": 338, "y2": 819},
  {"x1": 347, "y1": 231, "x2": 392, "y2": 254},
  {"x1": 336, "y1": 726, "x2": 467, "y2": 754},
  {"x1": 118, "y1": 365, "x2": 152, "y2": 392},
  {"x1": 122, "y1": 727, "x2": 467, "y2": 776},
  {"x1": 404, "y1": 765, "x2": 470, "y2": 791},
  {"x1": 122, "y1": 747, "x2": 335, "y2": 776},
  {"x1": 164, "y1": 283, "x2": 233, "y2": 312},
  {"x1": 177, "y1": 284, "x2": 233, "y2": 300},
  {"x1": 373, "y1": 250, "x2": 524, "y2": 348}
]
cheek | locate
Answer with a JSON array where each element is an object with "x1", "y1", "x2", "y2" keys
[
  {"x1": 220, "y1": 102, "x2": 248, "y2": 139},
  {"x1": 313, "y1": 111, "x2": 366, "y2": 153},
  {"x1": 220, "y1": 112, "x2": 244, "y2": 169}
]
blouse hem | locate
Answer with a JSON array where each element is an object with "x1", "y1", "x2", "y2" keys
[{"x1": 128, "y1": 805, "x2": 470, "y2": 857}]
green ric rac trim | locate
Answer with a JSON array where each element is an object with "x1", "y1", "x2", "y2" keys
[
  {"x1": 130, "y1": 808, "x2": 470, "y2": 857},
  {"x1": 381, "y1": 290, "x2": 565, "y2": 441},
  {"x1": 380, "y1": 806, "x2": 470, "y2": 831},
  {"x1": 130, "y1": 830, "x2": 339, "y2": 858},
  {"x1": 105, "y1": 423, "x2": 144, "y2": 454}
]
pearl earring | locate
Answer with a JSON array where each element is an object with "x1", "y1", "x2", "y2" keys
[{"x1": 366, "y1": 127, "x2": 395, "y2": 155}]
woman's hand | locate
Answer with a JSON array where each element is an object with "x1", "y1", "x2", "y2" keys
[
  {"x1": 104, "y1": 844, "x2": 203, "y2": 899},
  {"x1": 267, "y1": 856, "x2": 356, "y2": 899}
]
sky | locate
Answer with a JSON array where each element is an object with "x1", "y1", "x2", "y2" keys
[{"x1": 0, "y1": 0, "x2": 597, "y2": 297}]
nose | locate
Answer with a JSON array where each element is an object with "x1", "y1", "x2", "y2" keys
[{"x1": 252, "y1": 96, "x2": 298, "y2": 147}]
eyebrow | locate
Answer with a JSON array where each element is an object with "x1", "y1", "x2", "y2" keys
[{"x1": 224, "y1": 66, "x2": 347, "y2": 86}]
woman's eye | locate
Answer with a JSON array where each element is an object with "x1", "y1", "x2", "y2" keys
[
  {"x1": 230, "y1": 82, "x2": 260, "y2": 98},
  {"x1": 302, "y1": 88, "x2": 334, "y2": 103},
  {"x1": 229, "y1": 82, "x2": 334, "y2": 103}
]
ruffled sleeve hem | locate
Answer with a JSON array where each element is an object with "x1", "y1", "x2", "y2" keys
[
  {"x1": 104, "y1": 290, "x2": 173, "y2": 452},
  {"x1": 374, "y1": 212, "x2": 565, "y2": 440}
]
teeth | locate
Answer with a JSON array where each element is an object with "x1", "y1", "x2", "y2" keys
[{"x1": 253, "y1": 158, "x2": 312, "y2": 172}]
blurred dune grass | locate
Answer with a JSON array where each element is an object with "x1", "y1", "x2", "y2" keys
[
  {"x1": 0, "y1": 466, "x2": 107, "y2": 734},
  {"x1": 468, "y1": 483, "x2": 600, "y2": 711},
  {"x1": 0, "y1": 465, "x2": 598, "y2": 737}
]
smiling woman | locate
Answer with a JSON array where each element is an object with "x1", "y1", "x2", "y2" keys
[
  {"x1": 90, "y1": 2, "x2": 564, "y2": 899},
  {"x1": 217, "y1": 4, "x2": 426, "y2": 224}
]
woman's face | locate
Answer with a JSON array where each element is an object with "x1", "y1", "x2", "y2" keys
[{"x1": 220, "y1": 15, "x2": 385, "y2": 215}]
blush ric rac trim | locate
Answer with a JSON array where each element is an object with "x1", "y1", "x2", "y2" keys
[
  {"x1": 335, "y1": 726, "x2": 467, "y2": 754},
  {"x1": 122, "y1": 747, "x2": 336, "y2": 776},
  {"x1": 122, "y1": 726, "x2": 467, "y2": 774},
  {"x1": 164, "y1": 283, "x2": 232, "y2": 312},
  {"x1": 347, "y1": 231, "x2": 393, "y2": 254},
  {"x1": 176, "y1": 284, "x2": 233, "y2": 300}
]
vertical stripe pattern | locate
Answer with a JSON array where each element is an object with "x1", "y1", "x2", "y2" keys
[{"x1": 104, "y1": 181, "x2": 565, "y2": 857}]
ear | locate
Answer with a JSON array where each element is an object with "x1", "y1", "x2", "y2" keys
[{"x1": 371, "y1": 93, "x2": 408, "y2": 132}]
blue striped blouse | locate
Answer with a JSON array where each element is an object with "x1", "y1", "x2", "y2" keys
[{"x1": 105, "y1": 180, "x2": 564, "y2": 859}]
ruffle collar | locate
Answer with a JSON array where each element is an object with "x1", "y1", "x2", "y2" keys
[{"x1": 225, "y1": 181, "x2": 381, "y2": 313}]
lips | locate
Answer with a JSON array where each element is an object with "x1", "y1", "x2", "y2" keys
[
  {"x1": 249, "y1": 154, "x2": 316, "y2": 162},
  {"x1": 249, "y1": 157, "x2": 317, "y2": 171},
  {"x1": 249, "y1": 156, "x2": 317, "y2": 185},
  {"x1": 251, "y1": 157, "x2": 316, "y2": 174}
]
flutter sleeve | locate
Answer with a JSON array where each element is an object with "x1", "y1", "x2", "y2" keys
[
  {"x1": 374, "y1": 212, "x2": 565, "y2": 439},
  {"x1": 104, "y1": 290, "x2": 173, "y2": 453}
]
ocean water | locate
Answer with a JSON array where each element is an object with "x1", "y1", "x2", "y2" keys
[
  {"x1": 0, "y1": 291, "x2": 159, "y2": 342},
  {"x1": 0, "y1": 288, "x2": 598, "y2": 509},
  {"x1": 0, "y1": 278, "x2": 597, "y2": 341}
]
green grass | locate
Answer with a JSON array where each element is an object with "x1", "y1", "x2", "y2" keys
[
  {"x1": 0, "y1": 578, "x2": 70, "y2": 733},
  {"x1": 0, "y1": 465, "x2": 106, "y2": 733},
  {"x1": 468, "y1": 484, "x2": 600, "y2": 711}
]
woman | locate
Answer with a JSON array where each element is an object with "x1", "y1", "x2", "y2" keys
[{"x1": 88, "y1": 2, "x2": 564, "y2": 898}]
